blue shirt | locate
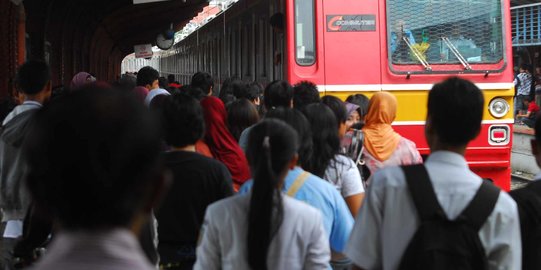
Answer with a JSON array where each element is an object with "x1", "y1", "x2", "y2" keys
[{"x1": 239, "y1": 167, "x2": 354, "y2": 253}]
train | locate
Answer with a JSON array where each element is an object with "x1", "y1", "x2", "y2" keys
[{"x1": 156, "y1": 0, "x2": 515, "y2": 190}]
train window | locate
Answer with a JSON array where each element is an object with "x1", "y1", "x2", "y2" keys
[
  {"x1": 294, "y1": 0, "x2": 316, "y2": 66},
  {"x1": 387, "y1": 0, "x2": 504, "y2": 68}
]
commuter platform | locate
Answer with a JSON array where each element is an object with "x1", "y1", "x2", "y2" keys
[{"x1": 511, "y1": 124, "x2": 538, "y2": 181}]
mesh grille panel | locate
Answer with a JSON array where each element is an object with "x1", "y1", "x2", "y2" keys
[{"x1": 387, "y1": 0, "x2": 504, "y2": 67}]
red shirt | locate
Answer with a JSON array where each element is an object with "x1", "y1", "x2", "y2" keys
[{"x1": 528, "y1": 102, "x2": 540, "y2": 117}]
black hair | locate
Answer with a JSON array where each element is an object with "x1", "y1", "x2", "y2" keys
[
  {"x1": 161, "y1": 92, "x2": 205, "y2": 147},
  {"x1": 247, "y1": 82, "x2": 264, "y2": 102},
  {"x1": 346, "y1": 94, "x2": 370, "y2": 118},
  {"x1": 301, "y1": 103, "x2": 340, "y2": 178},
  {"x1": 524, "y1": 96, "x2": 534, "y2": 102},
  {"x1": 24, "y1": 85, "x2": 162, "y2": 230},
  {"x1": 219, "y1": 77, "x2": 241, "y2": 106},
  {"x1": 521, "y1": 63, "x2": 532, "y2": 72},
  {"x1": 191, "y1": 72, "x2": 214, "y2": 95},
  {"x1": 158, "y1": 76, "x2": 168, "y2": 89},
  {"x1": 232, "y1": 81, "x2": 250, "y2": 100},
  {"x1": 246, "y1": 119, "x2": 298, "y2": 270},
  {"x1": 15, "y1": 60, "x2": 51, "y2": 95},
  {"x1": 149, "y1": 94, "x2": 169, "y2": 111},
  {"x1": 266, "y1": 107, "x2": 313, "y2": 169},
  {"x1": 321, "y1": 95, "x2": 348, "y2": 126},
  {"x1": 293, "y1": 81, "x2": 320, "y2": 110},
  {"x1": 181, "y1": 85, "x2": 206, "y2": 101},
  {"x1": 264, "y1": 80, "x2": 293, "y2": 110},
  {"x1": 269, "y1": 13, "x2": 285, "y2": 31},
  {"x1": 227, "y1": 98, "x2": 260, "y2": 141},
  {"x1": 428, "y1": 77, "x2": 484, "y2": 146},
  {"x1": 167, "y1": 74, "x2": 176, "y2": 84},
  {"x1": 136, "y1": 66, "x2": 160, "y2": 87}
]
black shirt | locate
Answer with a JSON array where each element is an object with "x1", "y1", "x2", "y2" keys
[{"x1": 156, "y1": 150, "x2": 233, "y2": 248}]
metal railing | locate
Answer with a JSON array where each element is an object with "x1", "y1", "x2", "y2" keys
[{"x1": 512, "y1": 3, "x2": 541, "y2": 47}]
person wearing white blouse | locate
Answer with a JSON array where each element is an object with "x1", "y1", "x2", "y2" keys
[{"x1": 194, "y1": 119, "x2": 330, "y2": 270}]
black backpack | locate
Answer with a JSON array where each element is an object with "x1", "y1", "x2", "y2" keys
[
  {"x1": 509, "y1": 180, "x2": 541, "y2": 270},
  {"x1": 398, "y1": 164, "x2": 500, "y2": 270}
]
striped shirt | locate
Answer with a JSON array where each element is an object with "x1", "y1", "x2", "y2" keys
[{"x1": 515, "y1": 72, "x2": 532, "y2": 96}]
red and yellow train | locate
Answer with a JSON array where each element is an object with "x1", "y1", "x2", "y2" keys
[{"x1": 158, "y1": 0, "x2": 514, "y2": 189}]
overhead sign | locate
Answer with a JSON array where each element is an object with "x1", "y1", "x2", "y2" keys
[
  {"x1": 133, "y1": 0, "x2": 171, "y2": 4},
  {"x1": 134, "y1": 44, "x2": 153, "y2": 59}
]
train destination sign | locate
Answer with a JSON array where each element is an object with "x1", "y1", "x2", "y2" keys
[{"x1": 326, "y1": 15, "x2": 376, "y2": 32}]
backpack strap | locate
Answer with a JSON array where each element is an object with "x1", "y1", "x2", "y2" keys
[
  {"x1": 402, "y1": 164, "x2": 446, "y2": 221},
  {"x1": 460, "y1": 180, "x2": 500, "y2": 231}
]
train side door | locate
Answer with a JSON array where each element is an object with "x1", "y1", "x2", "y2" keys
[{"x1": 321, "y1": 0, "x2": 381, "y2": 95}]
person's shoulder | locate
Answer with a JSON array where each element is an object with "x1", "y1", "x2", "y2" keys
[
  {"x1": 207, "y1": 193, "x2": 248, "y2": 216},
  {"x1": 370, "y1": 165, "x2": 408, "y2": 189},
  {"x1": 303, "y1": 173, "x2": 341, "y2": 194},
  {"x1": 398, "y1": 136, "x2": 419, "y2": 149},
  {"x1": 488, "y1": 189, "x2": 519, "y2": 224},
  {"x1": 283, "y1": 195, "x2": 322, "y2": 218},
  {"x1": 333, "y1": 154, "x2": 356, "y2": 166}
]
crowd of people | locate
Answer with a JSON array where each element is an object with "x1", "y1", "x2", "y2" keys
[{"x1": 0, "y1": 60, "x2": 539, "y2": 270}]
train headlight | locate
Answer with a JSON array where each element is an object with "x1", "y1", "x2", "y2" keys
[{"x1": 488, "y1": 98, "x2": 509, "y2": 118}]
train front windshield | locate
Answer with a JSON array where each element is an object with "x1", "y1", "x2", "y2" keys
[{"x1": 387, "y1": 0, "x2": 504, "y2": 69}]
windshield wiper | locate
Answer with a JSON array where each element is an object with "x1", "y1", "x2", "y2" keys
[
  {"x1": 403, "y1": 37, "x2": 432, "y2": 71},
  {"x1": 442, "y1": 37, "x2": 472, "y2": 70}
]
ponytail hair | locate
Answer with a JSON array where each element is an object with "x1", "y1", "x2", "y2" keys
[{"x1": 245, "y1": 119, "x2": 299, "y2": 270}]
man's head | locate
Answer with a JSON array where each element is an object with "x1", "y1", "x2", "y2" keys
[
  {"x1": 167, "y1": 74, "x2": 176, "y2": 84},
  {"x1": 160, "y1": 93, "x2": 205, "y2": 148},
  {"x1": 263, "y1": 80, "x2": 294, "y2": 110},
  {"x1": 293, "y1": 81, "x2": 320, "y2": 110},
  {"x1": 520, "y1": 63, "x2": 532, "y2": 74},
  {"x1": 191, "y1": 72, "x2": 214, "y2": 96},
  {"x1": 523, "y1": 96, "x2": 533, "y2": 107},
  {"x1": 136, "y1": 66, "x2": 160, "y2": 90},
  {"x1": 24, "y1": 86, "x2": 165, "y2": 231},
  {"x1": 426, "y1": 77, "x2": 484, "y2": 152},
  {"x1": 15, "y1": 60, "x2": 52, "y2": 98}
]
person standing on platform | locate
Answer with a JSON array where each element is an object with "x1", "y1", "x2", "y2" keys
[
  {"x1": 156, "y1": 93, "x2": 233, "y2": 269},
  {"x1": 195, "y1": 119, "x2": 330, "y2": 270},
  {"x1": 346, "y1": 77, "x2": 521, "y2": 270},
  {"x1": 510, "y1": 114, "x2": 541, "y2": 270},
  {"x1": 515, "y1": 63, "x2": 533, "y2": 120},
  {"x1": 0, "y1": 60, "x2": 51, "y2": 270},
  {"x1": 23, "y1": 88, "x2": 167, "y2": 270}
]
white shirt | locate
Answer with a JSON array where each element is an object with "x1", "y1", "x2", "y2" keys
[
  {"x1": 194, "y1": 192, "x2": 330, "y2": 270},
  {"x1": 345, "y1": 151, "x2": 521, "y2": 270},
  {"x1": 324, "y1": 154, "x2": 365, "y2": 197},
  {"x1": 32, "y1": 229, "x2": 155, "y2": 270},
  {"x1": 2, "y1": 100, "x2": 42, "y2": 126}
]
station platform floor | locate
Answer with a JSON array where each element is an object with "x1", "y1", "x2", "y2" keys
[{"x1": 511, "y1": 124, "x2": 537, "y2": 185}]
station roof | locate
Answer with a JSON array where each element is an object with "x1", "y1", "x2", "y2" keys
[{"x1": 21, "y1": 0, "x2": 209, "y2": 84}]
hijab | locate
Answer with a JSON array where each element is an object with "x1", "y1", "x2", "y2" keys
[
  {"x1": 345, "y1": 102, "x2": 360, "y2": 117},
  {"x1": 200, "y1": 96, "x2": 251, "y2": 189},
  {"x1": 362, "y1": 92, "x2": 401, "y2": 161},
  {"x1": 70, "y1": 72, "x2": 95, "y2": 90}
]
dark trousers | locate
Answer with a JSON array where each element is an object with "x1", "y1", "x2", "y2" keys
[{"x1": 0, "y1": 223, "x2": 16, "y2": 270}]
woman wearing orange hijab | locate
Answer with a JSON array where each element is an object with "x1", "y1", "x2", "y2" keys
[{"x1": 362, "y1": 92, "x2": 422, "y2": 175}]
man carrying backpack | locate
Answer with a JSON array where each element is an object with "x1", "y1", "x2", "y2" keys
[
  {"x1": 345, "y1": 77, "x2": 521, "y2": 270},
  {"x1": 510, "y1": 115, "x2": 541, "y2": 270}
]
